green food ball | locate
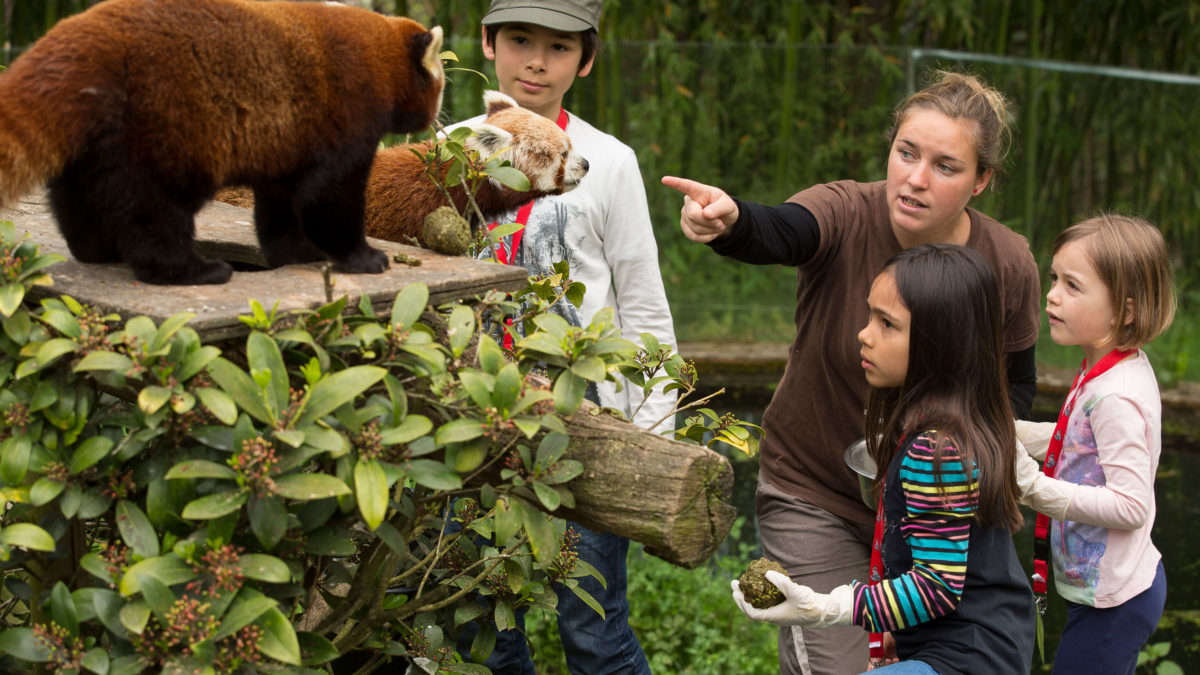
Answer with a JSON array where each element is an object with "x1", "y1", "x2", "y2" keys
[
  {"x1": 738, "y1": 557, "x2": 788, "y2": 609},
  {"x1": 422, "y1": 206, "x2": 471, "y2": 256}
]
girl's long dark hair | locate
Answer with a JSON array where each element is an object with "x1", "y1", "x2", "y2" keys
[{"x1": 865, "y1": 244, "x2": 1022, "y2": 531}]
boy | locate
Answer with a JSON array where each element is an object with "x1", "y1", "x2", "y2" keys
[{"x1": 452, "y1": 1, "x2": 676, "y2": 672}]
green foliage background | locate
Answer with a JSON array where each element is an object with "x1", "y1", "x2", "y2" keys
[{"x1": 6, "y1": 1, "x2": 1198, "y2": 380}]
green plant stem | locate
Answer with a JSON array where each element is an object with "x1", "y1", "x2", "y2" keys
[{"x1": 650, "y1": 387, "x2": 725, "y2": 431}]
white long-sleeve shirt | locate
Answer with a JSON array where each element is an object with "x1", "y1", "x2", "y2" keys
[
  {"x1": 1017, "y1": 351, "x2": 1162, "y2": 607},
  {"x1": 452, "y1": 111, "x2": 678, "y2": 431}
]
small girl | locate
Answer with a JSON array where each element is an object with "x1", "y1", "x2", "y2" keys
[
  {"x1": 733, "y1": 243, "x2": 1034, "y2": 674},
  {"x1": 1015, "y1": 214, "x2": 1175, "y2": 674}
]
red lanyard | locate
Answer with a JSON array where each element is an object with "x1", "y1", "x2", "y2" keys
[
  {"x1": 487, "y1": 107, "x2": 570, "y2": 265},
  {"x1": 486, "y1": 107, "x2": 569, "y2": 350},
  {"x1": 1031, "y1": 349, "x2": 1133, "y2": 600},
  {"x1": 867, "y1": 434, "x2": 905, "y2": 667}
]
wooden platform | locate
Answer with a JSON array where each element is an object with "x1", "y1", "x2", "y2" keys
[{"x1": 0, "y1": 193, "x2": 525, "y2": 342}]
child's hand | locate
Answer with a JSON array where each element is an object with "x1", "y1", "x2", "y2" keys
[
  {"x1": 731, "y1": 571, "x2": 853, "y2": 628},
  {"x1": 661, "y1": 175, "x2": 739, "y2": 243}
]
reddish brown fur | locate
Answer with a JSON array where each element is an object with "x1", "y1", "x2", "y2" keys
[
  {"x1": 0, "y1": 0, "x2": 443, "y2": 284},
  {"x1": 365, "y1": 95, "x2": 584, "y2": 246}
]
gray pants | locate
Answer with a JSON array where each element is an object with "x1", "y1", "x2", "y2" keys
[{"x1": 756, "y1": 477, "x2": 875, "y2": 675}]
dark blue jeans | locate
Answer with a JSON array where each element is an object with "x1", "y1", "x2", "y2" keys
[
  {"x1": 460, "y1": 522, "x2": 651, "y2": 675},
  {"x1": 1051, "y1": 559, "x2": 1166, "y2": 675}
]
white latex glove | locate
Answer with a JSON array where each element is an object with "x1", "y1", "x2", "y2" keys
[
  {"x1": 1015, "y1": 420, "x2": 1055, "y2": 461},
  {"x1": 731, "y1": 570, "x2": 853, "y2": 628},
  {"x1": 1014, "y1": 438, "x2": 1076, "y2": 520}
]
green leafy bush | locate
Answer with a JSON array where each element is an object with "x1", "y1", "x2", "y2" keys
[
  {"x1": 524, "y1": 518, "x2": 777, "y2": 674},
  {"x1": 0, "y1": 221, "x2": 757, "y2": 674}
]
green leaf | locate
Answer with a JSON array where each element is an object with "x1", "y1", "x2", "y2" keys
[
  {"x1": 0, "y1": 523, "x2": 55, "y2": 551},
  {"x1": 484, "y1": 165, "x2": 532, "y2": 191},
  {"x1": 81, "y1": 647, "x2": 109, "y2": 674},
  {"x1": 568, "y1": 583, "x2": 606, "y2": 621},
  {"x1": 535, "y1": 431, "x2": 569, "y2": 469},
  {"x1": 552, "y1": 371, "x2": 586, "y2": 415},
  {"x1": 119, "y1": 555, "x2": 196, "y2": 597},
  {"x1": 207, "y1": 358, "x2": 273, "y2": 425},
  {"x1": 117, "y1": 500, "x2": 160, "y2": 558},
  {"x1": 69, "y1": 435, "x2": 114, "y2": 474},
  {"x1": 256, "y1": 606, "x2": 302, "y2": 665},
  {"x1": 178, "y1": 344, "x2": 222, "y2": 381},
  {"x1": 195, "y1": 387, "x2": 237, "y2": 425},
  {"x1": 492, "y1": 364, "x2": 522, "y2": 415},
  {"x1": 531, "y1": 480, "x2": 561, "y2": 511},
  {"x1": 0, "y1": 627, "x2": 50, "y2": 662},
  {"x1": 447, "y1": 305, "x2": 475, "y2": 357},
  {"x1": 92, "y1": 589, "x2": 129, "y2": 641},
  {"x1": 354, "y1": 459, "x2": 388, "y2": 531},
  {"x1": 248, "y1": 495, "x2": 288, "y2": 550},
  {"x1": 36, "y1": 337, "x2": 78, "y2": 366},
  {"x1": 274, "y1": 474, "x2": 351, "y2": 501},
  {"x1": 476, "y1": 334, "x2": 506, "y2": 374},
  {"x1": 165, "y1": 459, "x2": 238, "y2": 481},
  {"x1": 0, "y1": 283, "x2": 25, "y2": 318},
  {"x1": 149, "y1": 312, "x2": 195, "y2": 353},
  {"x1": 239, "y1": 553, "x2": 292, "y2": 583},
  {"x1": 390, "y1": 283, "x2": 429, "y2": 329},
  {"x1": 298, "y1": 631, "x2": 340, "y2": 666},
  {"x1": 181, "y1": 489, "x2": 249, "y2": 520},
  {"x1": 118, "y1": 600, "x2": 151, "y2": 635},
  {"x1": 435, "y1": 417, "x2": 484, "y2": 445},
  {"x1": 74, "y1": 351, "x2": 134, "y2": 373},
  {"x1": 29, "y1": 477, "x2": 66, "y2": 505},
  {"x1": 294, "y1": 366, "x2": 387, "y2": 427},
  {"x1": 517, "y1": 332, "x2": 567, "y2": 358},
  {"x1": 379, "y1": 415, "x2": 432, "y2": 446},
  {"x1": 3, "y1": 310, "x2": 30, "y2": 344},
  {"x1": 50, "y1": 581, "x2": 79, "y2": 636},
  {"x1": 136, "y1": 574, "x2": 175, "y2": 620},
  {"x1": 569, "y1": 356, "x2": 607, "y2": 383},
  {"x1": 0, "y1": 434, "x2": 31, "y2": 485},
  {"x1": 407, "y1": 459, "x2": 463, "y2": 490},
  {"x1": 520, "y1": 503, "x2": 558, "y2": 565},
  {"x1": 458, "y1": 370, "x2": 495, "y2": 410},
  {"x1": 214, "y1": 588, "x2": 276, "y2": 641},
  {"x1": 493, "y1": 497, "x2": 519, "y2": 546},
  {"x1": 248, "y1": 331, "x2": 290, "y2": 418}
]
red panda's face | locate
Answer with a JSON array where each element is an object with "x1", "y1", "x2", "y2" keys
[{"x1": 469, "y1": 94, "x2": 588, "y2": 197}]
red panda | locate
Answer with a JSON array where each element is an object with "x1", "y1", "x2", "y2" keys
[
  {"x1": 0, "y1": 0, "x2": 443, "y2": 285},
  {"x1": 364, "y1": 91, "x2": 588, "y2": 246}
]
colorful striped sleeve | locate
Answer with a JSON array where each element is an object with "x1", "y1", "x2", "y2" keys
[{"x1": 850, "y1": 434, "x2": 979, "y2": 632}]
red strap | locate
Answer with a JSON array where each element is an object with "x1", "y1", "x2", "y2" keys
[
  {"x1": 486, "y1": 107, "x2": 569, "y2": 349},
  {"x1": 1030, "y1": 349, "x2": 1133, "y2": 595},
  {"x1": 867, "y1": 433, "x2": 905, "y2": 666}
]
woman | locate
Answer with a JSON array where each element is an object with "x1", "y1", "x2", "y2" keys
[{"x1": 662, "y1": 71, "x2": 1041, "y2": 675}]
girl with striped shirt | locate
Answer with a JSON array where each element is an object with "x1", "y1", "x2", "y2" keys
[{"x1": 734, "y1": 244, "x2": 1035, "y2": 674}]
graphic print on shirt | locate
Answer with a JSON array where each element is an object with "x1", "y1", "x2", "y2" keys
[
  {"x1": 511, "y1": 201, "x2": 587, "y2": 329},
  {"x1": 1052, "y1": 394, "x2": 1107, "y2": 600}
]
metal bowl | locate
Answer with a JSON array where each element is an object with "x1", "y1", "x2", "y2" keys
[{"x1": 843, "y1": 438, "x2": 879, "y2": 509}]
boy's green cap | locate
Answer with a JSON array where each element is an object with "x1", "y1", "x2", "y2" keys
[{"x1": 482, "y1": 0, "x2": 602, "y2": 32}]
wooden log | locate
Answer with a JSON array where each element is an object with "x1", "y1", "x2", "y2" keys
[{"x1": 555, "y1": 408, "x2": 736, "y2": 569}]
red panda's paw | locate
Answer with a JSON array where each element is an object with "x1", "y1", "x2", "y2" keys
[
  {"x1": 334, "y1": 246, "x2": 390, "y2": 275},
  {"x1": 131, "y1": 258, "x2": 234, "y2": 286}
]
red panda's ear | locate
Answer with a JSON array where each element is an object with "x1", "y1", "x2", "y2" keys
[
  {"x1": 465, "y1": 124, "x2": 514, "y2": 158},
  {"x1": 421, "y1": 26, "x2": 444, "y2": 78},
  {"x1": 484, "y1": 90, "x2": 518, "y2": 117}
]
